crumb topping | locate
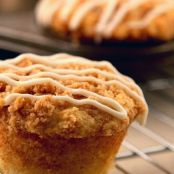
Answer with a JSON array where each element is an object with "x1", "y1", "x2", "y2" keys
[
  {"x1": 36, "y1": 0, "x2": 174, "y2": 41},
  {"x1": 0, "y1": 53, "x2": 148, "y2": 138}
]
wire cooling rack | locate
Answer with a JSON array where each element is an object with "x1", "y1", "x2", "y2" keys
[{"x1": 115, "y1": 74, "x2": 174, "y2": 173}]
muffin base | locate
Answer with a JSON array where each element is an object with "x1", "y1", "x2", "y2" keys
[{"x1": 0, "y1": 124, "x2": 127, "y2": 174}]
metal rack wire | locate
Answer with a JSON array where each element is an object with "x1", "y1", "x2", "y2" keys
[{"x1": 115, "y1": 77, "x2": 174, "y2": 174}]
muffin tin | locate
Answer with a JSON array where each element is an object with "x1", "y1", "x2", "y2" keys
[{"x1": 0, "y1": 12, "x2": 174, "y2": 62}]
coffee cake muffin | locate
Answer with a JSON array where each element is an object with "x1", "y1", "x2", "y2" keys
[
  {"x1": 0, "y1": 53, "x2": 148, "y2": 174},
  {"x1": 36, "y1": 0, "x2": 174, "y2": 42}
]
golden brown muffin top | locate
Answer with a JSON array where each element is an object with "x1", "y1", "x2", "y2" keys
[
  {"x1": 36, "y1": 0, "x2": 174, "y2": 41},
  {"x1": 0, "y1": 53, "x2": 148, "y2": 138}
]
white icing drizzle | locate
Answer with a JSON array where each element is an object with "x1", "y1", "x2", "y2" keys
[
  {"x1": 0, "y1": 62, "x2": 142, "y2": 95},
  {"x1": 4, "y1": 53, "x2": 117, "y2": 74},
  {"x1": 59, "y1": 0, "x2": 79, "y2": 21},
  {"x1": 0, "y1": 75, "x2": 127, "y2": 118},
  {"x1": 1, "y1": 53, "x2": 136, "y2": 85},
  {"x1": 36, "y1": 0, "x2": 174, "y2": 37},
  {"x1": 128, "y1": 1, "x2": 174, "y2": 29},
  {"x1": 3, "y1": 71, "x2": 148, "y2": 123},
  {"x1": 69, "y1": 0, "x2": 104, "y2": 30},
  {"x1": 35, "y1": 0, "x2": 63, "y2": 26},
  {"x1": 104, "y1": 0, "x2": 148, "y2": 37},
  {"x1": 96, "y1": 0, "x2": 119, "y2": 35},
  {"x1": 0, "y1": 62, "x2": 143, "y2": 101},
  {"x1": 0, "y1": 53, "x2": 148, "y2": 124},
  {"x1": 2, "y1": 72, "x2": 144, "y2": 100},
  {"x1": 0, "y1": 62, "x2": 143, "y2": 96},
  {"x1": 4, "y1": 94, "x2": 126, "y2": 120}
]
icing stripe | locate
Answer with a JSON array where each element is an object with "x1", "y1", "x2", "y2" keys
[
  {"x1": 0, "y1": 62, "x2": 142, "y2": 95},
  {"x1": 2, "y1": 71, "x2": 148, "y2": 123},
  {"x1": 35, "y1": 0, "x2": 62, "y2": 26},
  {"x1": 4, "y1": 94, "x2": 127, "y2": 121},
  {"x1": 128, "y1": 2, "x2": 174, "y2": 29},
  {"x1": 69, "y1": 0, "x2": 104, "y2": 30},
  {"x1": 104, "y1": 0, "x2": 148, "y2": 37},
  {"x1": 4, "y1": 53, "x2": 117, "y2": 73},
  {"x1": 2, "y1": 72, "x2": 144, "y2": 100},
  {"x1": 0, "y1": 53, "x2": 134, "y2": 83},
  {"x1": 96, "y1": 0, "x2": 119, "y2": 35},
  {"x1": 0, "y1": 75, "x2": 127, "y2": 120},
  {"x1": 60, "y1": 0, "x2": 79, "y2": 21},
  {"x1": 36, "y1": 0, "x2": 174, "y2": 37}
]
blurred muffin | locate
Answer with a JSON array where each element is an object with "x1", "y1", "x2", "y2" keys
[
  {"x1": 36, "y1": 0, "x2": 174, "y2": 42},
  {"x1": 0, "y1": 53, "x2": 148, "y2": 174}
]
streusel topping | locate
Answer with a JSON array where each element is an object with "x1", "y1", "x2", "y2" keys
[{"x1": 0, "y1": 53, "x2": 148, "y2": 138}]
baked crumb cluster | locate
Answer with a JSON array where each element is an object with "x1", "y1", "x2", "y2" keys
[
  {"x1": 36, "y1": 0, "x2": 174, "y2": 41},
  {"x1": 0, "y1": 54, "x2": 147, "y2": 139}
]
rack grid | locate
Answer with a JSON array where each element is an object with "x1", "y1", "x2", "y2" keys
[{"x1": 115, "y1": 77, "x2": 174, "y2": 174}]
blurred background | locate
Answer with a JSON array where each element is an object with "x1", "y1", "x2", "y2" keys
[{"x1": 0, "y1": 0, "x2": 174, "y2": 174}]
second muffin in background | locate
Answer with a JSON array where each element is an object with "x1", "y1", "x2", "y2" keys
[{"x1": 36, "y1": 0, "x2": 174, "y2": 42}]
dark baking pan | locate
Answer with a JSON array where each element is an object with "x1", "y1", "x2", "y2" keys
[
  {"x1": 0, "y1": 11, "x2": 174, "y2": 62},
  {"x1": 44, "y1": 30, "x2": 174, "y2": 62}
]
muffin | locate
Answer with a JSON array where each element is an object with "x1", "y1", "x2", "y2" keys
[
  {"x1": 0, "y1": 53, "x2": 148, "y2": 174},
  {"x1": 36, "y1": 0, "x2": 174, "y2": 42}
]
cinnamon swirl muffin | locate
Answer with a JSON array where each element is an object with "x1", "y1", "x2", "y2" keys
[
  {"x1": 0, "y1": 53, "x2": 148, "y2": 174},
  {"x1": 36, "y1": 0, "x2": 174, "y2": 42}
]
